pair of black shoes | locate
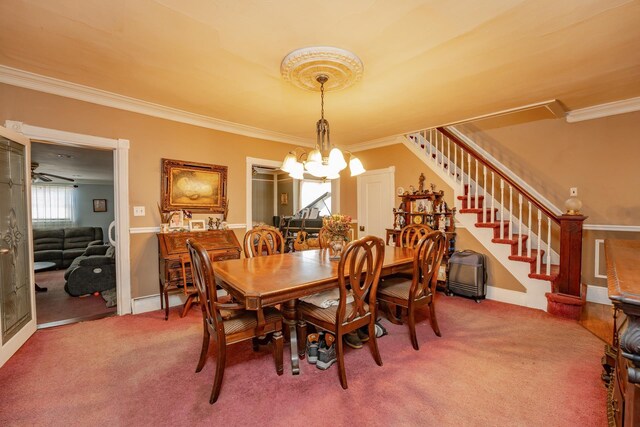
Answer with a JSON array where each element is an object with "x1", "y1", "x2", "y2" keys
[{"x1": 344, "y1": 326, "x2": 370, "y2": 349}]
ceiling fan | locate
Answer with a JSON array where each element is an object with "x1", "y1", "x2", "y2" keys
[{"x1": 31, "y1": 162, "x2": 75, "y2": 183}]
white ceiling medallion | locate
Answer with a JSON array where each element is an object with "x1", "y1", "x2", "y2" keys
[{"x1": 280, "y1": 46, "x2": 364, "y2": 92}]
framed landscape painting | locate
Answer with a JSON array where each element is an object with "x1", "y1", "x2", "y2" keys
[{"x1": 161, "y1": 158, "x2": 228, "y2": 214}]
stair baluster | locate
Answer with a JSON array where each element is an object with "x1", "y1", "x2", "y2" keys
[
  {"x1": 483, "y1": 166, "x2": 488, "y2": 223},
  {"x1": 500, "y1": 180, "x2": 505, "y2": 240},
  {"x1": 518, "y1": 194, "x2": 523, "y2": 257},
  {"x1": 546, "y1": 217, "x2": 551, "y2": 276},
  {"x1": 509, "y1": 185, "x2": 513, "y2": 240},
  {"x1": 491, "y1": 172, "x2": 495, "y2": 226},
  {"x1": 467, "y1": 152, "x2": 471, "y2": 210},
  {"x1": 527, "y1": 201, "x2": 532, "y2": 258},
  {"x1": 537, "y1": 210, "x2": 542, "y2": 275},
  {"x1": 475, "y1": 159, "x2": 479, "y2": 210}
]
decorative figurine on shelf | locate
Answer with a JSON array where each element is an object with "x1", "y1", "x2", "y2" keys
[
  {"x1": 207, "y1": 217, "x2": 215, "y2": 231},
  {"x1": 418, "y1": 173, "x2": 425, "y2": 194},
  {"x1": 214, "y1": 218, "x2": 222, "y2": 230},
  {"x1": 426, "y1": 199, "x2": 434, "y2": 214},
  {"x1": 438, "y1": 215, "x2": 446, "y2": 232},
  {"x1": 409, "y1": 185, "x2": 416, "y2": 194},
  {"x1": 430, "y1": 183, "x2": 436, "y2": 192},
  {"x1": 398, "y1": 214, "x2": 406, "y2": 229}
]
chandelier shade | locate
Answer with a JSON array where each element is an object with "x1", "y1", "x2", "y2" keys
[{"x1": 280, "y1": 72, "x2": 365, "y2": 180}]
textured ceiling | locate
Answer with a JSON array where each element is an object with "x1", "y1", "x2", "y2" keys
[{"x1": 1, "y1": 0, "x2": 639, "y2": 145}]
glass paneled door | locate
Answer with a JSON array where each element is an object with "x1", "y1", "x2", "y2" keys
[{"x1": 0, "y1": 125, "x2": 35, "y2": 366}]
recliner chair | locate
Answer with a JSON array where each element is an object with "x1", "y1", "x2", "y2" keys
[{"x1": 64, "y1": 244, "x2": 116, "y2": 296}]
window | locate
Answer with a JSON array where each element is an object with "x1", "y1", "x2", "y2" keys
[
  {"x1": 31, "y1": 184, "x2": 76, "y2": 229},
  {"x1": 299, "y1": 179, "x2": 331, "y2": 217}
]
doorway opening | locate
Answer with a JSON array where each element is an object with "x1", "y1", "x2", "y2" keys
[
  {"x1": 246, "y1": 157, "x2": 340, "y2": 251},
  {"x1": 31, "y1": 141, "x2": 117, "y2": 328}
]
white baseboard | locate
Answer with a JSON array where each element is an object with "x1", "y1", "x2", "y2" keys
[
  {"x1": 131, "y1": 293, "x2": 187, "y2": 314},
  {"x1": 485, "y1": 286, "x2": 527, "y2": 307},
  {"x1": 586, "y1": 284, "x2": 611, "y2": 305},
  {"x1": 131, "y1": 289, "x2": 229, "y2": 314}
]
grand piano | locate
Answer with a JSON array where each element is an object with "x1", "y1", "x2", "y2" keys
[{"x1": 278, "y1": 191, "x2": 330, "y2": 249}]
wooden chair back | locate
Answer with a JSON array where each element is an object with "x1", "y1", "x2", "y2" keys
[
  {"x1": 336, "y1": 235, "x2": 385, "y2": 324},
  {"x1": 411, "y1": 231, "x2": 447, "y2": 299},
  {"x1": 318, "y1": 226, "x2": 331, "y2": 249},
  {"x1": 398, "y1": 224, "x2": 434, "y2": 248},
  {"x1": 243, "y1": 225, "x2": 285, "y2": 258},
  {"x1": 186, "y1": 239, "x2": 223, "y2": 333}
]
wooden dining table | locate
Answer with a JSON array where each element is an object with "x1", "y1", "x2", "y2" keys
[{"x1": 213, "y1": 245, "x2": 414, "y2": 374}]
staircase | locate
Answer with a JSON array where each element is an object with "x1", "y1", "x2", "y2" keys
[{"x1": 402, "y1": 126, "x2": 586, "y2": 315}]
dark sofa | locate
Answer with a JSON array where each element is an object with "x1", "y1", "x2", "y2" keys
[
  {"x1": 33, "y1": 227, "x2": 104, "y2": 268},
  {"x1": 64, "y1": 244, "x2": 116, "y2": 296}
]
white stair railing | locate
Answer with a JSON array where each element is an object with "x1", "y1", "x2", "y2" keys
[{"x1": 406, "y1": 127, "x2": 561, "y2": 277}]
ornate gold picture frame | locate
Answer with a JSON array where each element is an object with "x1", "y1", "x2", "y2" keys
[{"x1": 161, "y1": 159, "x2": 227, "y2": 214}]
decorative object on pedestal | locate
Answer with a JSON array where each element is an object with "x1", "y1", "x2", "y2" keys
[
  {"x1": 322, "y1": 214, "x2": 352, "y2": 260},
  {"x1": 418, "y1": 173, "x2": 425, "y2": 193},
  {"x1": 564, "y1": 189, "x2": 583, "y2": 215}
]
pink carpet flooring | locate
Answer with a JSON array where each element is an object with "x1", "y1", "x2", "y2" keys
[
  {"x1": 35, "y1": 270, "x2": 116, "y2": 325},
  {"x1": 0, "y1": 296, "x2": 606, "y2": 426}
]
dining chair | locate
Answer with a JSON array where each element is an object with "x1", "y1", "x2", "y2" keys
[
  {"x1": 243, "y1": 225, "x2": 285, "y2": 258},
  {"x1": 186, "y1": 239, "x2": 284, "y2": 404},
  {"x1": 377, "y1": 230, "x2": 447, "y2": 350},
  {"x1": 178, "y1": 253, "x2": 199, "y2": 318},
  {"x1": 298, "y1": 235, "x2": 385, "y2": 389},
  {"x1": 318, "y1": 226, "x2": 331, "y2": 249},
  {"x1": 398, "y1": 223, "x2": 433, "y2": 248},
  {"x1": 384, "y1": 223, "x2": 434, "y2": 323}
]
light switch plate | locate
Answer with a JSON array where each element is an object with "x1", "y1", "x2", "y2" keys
[
  {"x1": 570, "y1": 187, "x2": 578, "y2": 196},
  {"x1": 133, "y1": 206, "x2": 145, "y2": 216}
]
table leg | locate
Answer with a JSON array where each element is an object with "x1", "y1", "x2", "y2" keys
[{"x1": 282, "y1": 300, "x2": 300, "y2": 375}]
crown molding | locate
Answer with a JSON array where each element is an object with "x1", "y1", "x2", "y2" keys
[
  {"x1": 566, "y1": 96, "x2": 640, "y2": 123},
  {"x1": 0, "y1": 65, "x2": 314, "y2": 147},
  {"x1": 349, "y1": 135, "x2": 404, "y2": 152}
]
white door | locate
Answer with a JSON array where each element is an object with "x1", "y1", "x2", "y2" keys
[
  {"x1": 356, "y1": 167, "x2": 394, "y2": 240},
  {"x1": 0, "y1": 125, "x2": 35, "y2": 367}
]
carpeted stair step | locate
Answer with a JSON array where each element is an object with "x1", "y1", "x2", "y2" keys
[
  {"x1": 460, "y1": 207, "x2": 499, "y2": 223},
  {"x1": 508, "y1": 248, "x2": 543, "y2": 263},
  {"x1": 528, "y1": 263, "x2": 559, "y2": 281},
  {"x1": 457, "y1": 195, "x2": 484, "y2": 209}
]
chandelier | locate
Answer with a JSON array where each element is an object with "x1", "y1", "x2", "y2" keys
[{"x1": 280, "y1": 47, "x2": 365, "y2": 180}]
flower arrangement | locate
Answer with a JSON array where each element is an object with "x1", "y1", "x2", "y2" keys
[{"x1": 323, "y1": 214, "x2": 352, "y2": 241}]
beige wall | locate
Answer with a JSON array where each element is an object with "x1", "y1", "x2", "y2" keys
[
  {"x1": 0, "y1": 84, "x2": 297, "y2": 298},
  {"x1": 340, "y1": 144, "x2": 524, "y2": 292}
]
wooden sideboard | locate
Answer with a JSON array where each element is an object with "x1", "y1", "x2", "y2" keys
[
  {"x1": 604, "y1": 239, "x2": 640, "y2": 426},
  {"x1": 157, "y1": 230, "x2": 241, "y2": 320}
]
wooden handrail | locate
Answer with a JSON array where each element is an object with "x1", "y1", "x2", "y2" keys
[{"x1": 436, "y1": 127, "x2": 560, "y2": 225}]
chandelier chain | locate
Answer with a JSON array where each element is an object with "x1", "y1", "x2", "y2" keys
[{"x1": 320, "y1": 81, "x2": 325, "y2": 121}]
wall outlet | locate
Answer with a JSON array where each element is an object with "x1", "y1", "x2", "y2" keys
[
  {"x1": 133, "y1": 206, "x2": 145, "y2": 216},
  {"x1": 570, "y1": 187, "x2": 578, "y2": 197}
]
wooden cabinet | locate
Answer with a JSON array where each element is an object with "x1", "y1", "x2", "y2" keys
[
  {"x1": 389, "y1": 191, "x2": 456, "y2": 258},
  {"x1": 604, "y1": 239, "x2": 640, "y2": 426},
  {"x1": 157, "y1": 230, "x2": 241, "y2": 320}
]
